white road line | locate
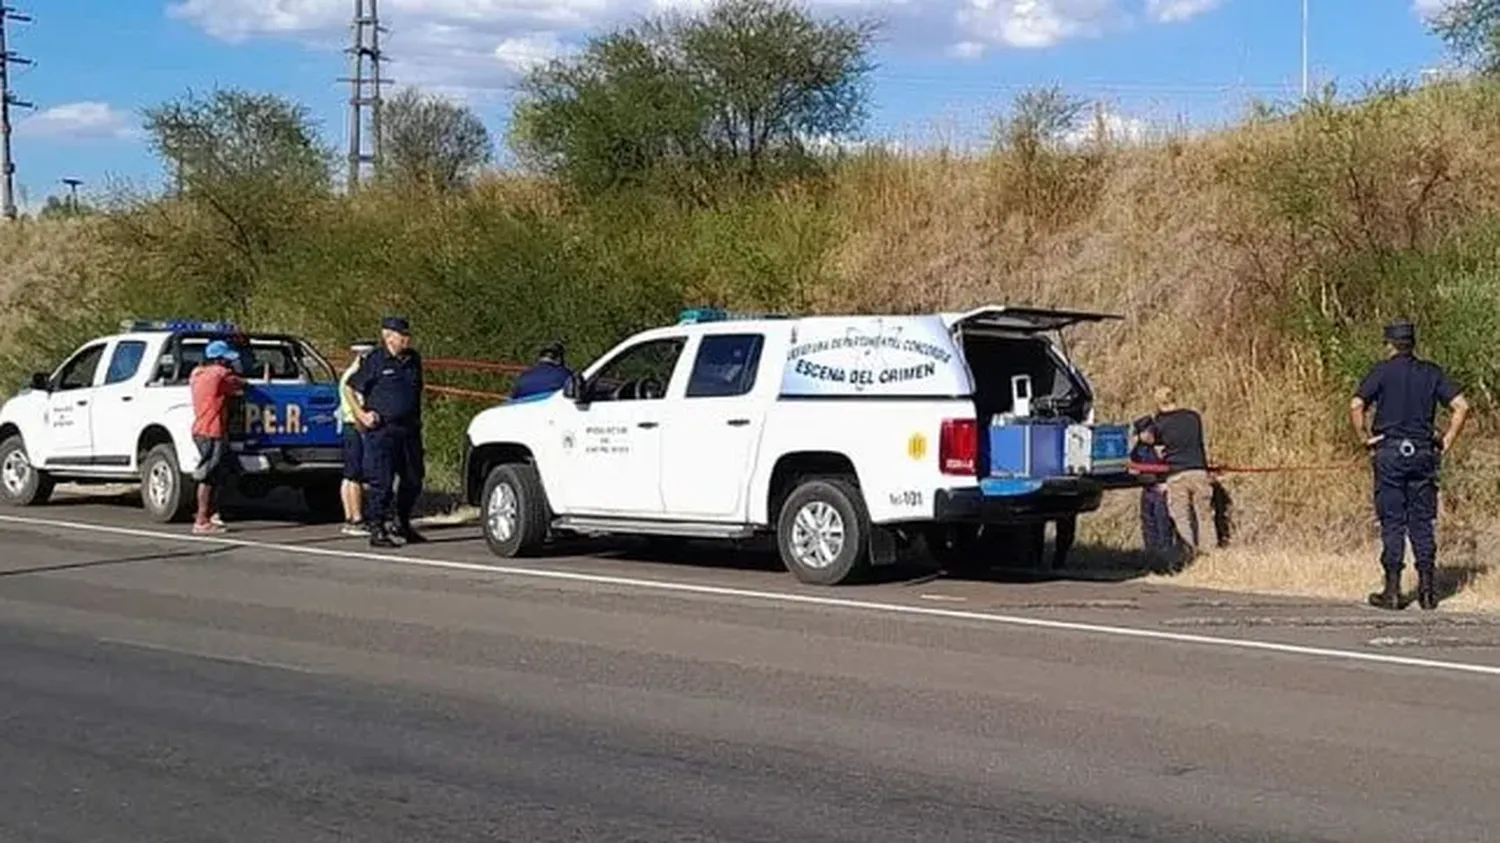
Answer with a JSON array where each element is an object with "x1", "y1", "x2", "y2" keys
[{"x1": 4, "y1": 512, "x2": 1500, "y2": 680}]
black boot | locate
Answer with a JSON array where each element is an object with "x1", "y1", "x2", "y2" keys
[
  {"x1": 1417, "y1": 568, "x2": 1439, "y2": 611},
  {"x1": 369, "y1": 522, "x2": 398, "y2": 548},
  {"x1": 1367, "y1": 570, "x2": 1403, "y2": 610},
  {"x1": 397, "y1": 520, "x2": 428, "y2": 544}
]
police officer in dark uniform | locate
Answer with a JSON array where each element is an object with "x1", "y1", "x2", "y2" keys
[
  {"x1": 1351, "y1": 320, "x2": 1470, "y2": 611},
  {"x1": 350, "y1": 316, "x2": 427, "y2": 548},
  {"x1": 510, "y1": 341, "x2": 573, "y2": 400}
]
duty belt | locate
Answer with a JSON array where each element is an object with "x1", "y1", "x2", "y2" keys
[{"x1": 1381, "y1": 437, "x2": 1433, "y2": 457}]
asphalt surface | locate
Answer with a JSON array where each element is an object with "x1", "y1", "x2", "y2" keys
[{"x1": 3, "y1": 495, "x2": 1500, "y2": 842}]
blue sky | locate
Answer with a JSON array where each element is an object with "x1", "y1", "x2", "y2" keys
[{"x1": 6, "y1": 0, "x2": 1462, "y2": 208}]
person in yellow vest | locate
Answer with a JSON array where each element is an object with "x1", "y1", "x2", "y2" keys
[{"x1": 339, "y1": 341, "x2": 377, "y2": 536}]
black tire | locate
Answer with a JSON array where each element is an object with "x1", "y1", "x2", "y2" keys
[
  {"x1": 301, "y1": 478, "x2": 346, "y2": 524},
  {"x1": 0, "y1": 434, "x2": 54, "y2": 507},
  {"x1": 481, "y1": 462, "x2": 550, "y2": 558},
  {"x1": 140, "y1": 443, "x2": 195, "y2": 524},
  {"x1": 775, "y1": 476, "x2": 870, "y2": 586}
]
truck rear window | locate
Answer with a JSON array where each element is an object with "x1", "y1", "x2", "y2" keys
[{"x1": 153, "y1": 336, "x2": 336, "y2": 386}]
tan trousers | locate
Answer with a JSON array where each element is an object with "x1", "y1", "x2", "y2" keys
[{"x1": 1165, "y1": 469, "x2": 1214, "y2": 551}]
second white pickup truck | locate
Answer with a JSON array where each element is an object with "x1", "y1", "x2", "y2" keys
[{"x1": 460, "y1": 305, "x2": 1138, "y2": 585}]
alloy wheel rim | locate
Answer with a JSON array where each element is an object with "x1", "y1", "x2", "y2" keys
[
  {"x1": 148, "y1": 462, "x2": 174, "y2": 509},
  {"x1": 2, "y1": 448, "x2": 30, "y2": 495},
  {"x1": 789, "y1": 501, "x2": 845, "y2": 570},
  {"x1": 487, "y1": 481, "x2": 519, "y2": 543}
]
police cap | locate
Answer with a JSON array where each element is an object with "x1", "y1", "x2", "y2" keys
[
  {"x1": 1383, "y1": 320, "x2": 1415, "y2": 343},
  {"x1": 381, "y1": 316, "x2": 412, "y2": 336},
  {"x1": 540, "y1": 341, "x2": 565, "y2": 361},
  {"x1": 1132, "y1": 415, "x2": 1155, "y2": 435}
]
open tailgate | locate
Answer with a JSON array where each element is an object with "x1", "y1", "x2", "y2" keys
[{"x1": 942, "y1": 306, "x2": 1122, "y2": 334}]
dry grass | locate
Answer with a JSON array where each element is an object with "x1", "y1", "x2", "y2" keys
[{"x1": 1150, "y1": 546, "x2": 1499, "y2": 614}]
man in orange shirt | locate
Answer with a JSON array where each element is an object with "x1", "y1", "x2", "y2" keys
[{"x1": 190, "y1": 340, "x2": 244, "y2": 534}]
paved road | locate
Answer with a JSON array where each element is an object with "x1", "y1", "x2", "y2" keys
[{"x1": 3, "y1": 500, "x2": 1500, "y2": 842}]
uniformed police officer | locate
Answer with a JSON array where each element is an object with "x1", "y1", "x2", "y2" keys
[
  {"x1": 510, "y1": 341, "x2": 573, "y2": 400},
  {"x1": 350, "y1": 316, "x2": 427, "y2": 548},
  {"x1": 1350, "y1": 320, "x2": 1470, "y2": 611}
]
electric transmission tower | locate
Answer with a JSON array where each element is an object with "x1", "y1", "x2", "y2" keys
[
  {"x1": 341, "y1": 0, "x2": 389, "y2": 191},
  {"x1": 1, "y1": 4, "x2": 33, "y2": 221}
]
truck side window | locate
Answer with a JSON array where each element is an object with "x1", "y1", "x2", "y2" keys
[
  {"x1": 55, "y1": 344, "x2": 106, "y2": 391},
  {"x1": 104, "y1": 340, "x2": 148, "y2": 385},
  {"x1": 685, "y1": 334, "x2": 763, "y2": 398},
  {"x1": 586, "y1": 338, "x2": 685, "y2": 402}
]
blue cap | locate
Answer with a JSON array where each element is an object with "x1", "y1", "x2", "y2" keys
[
  {"x1": 381, "y1": 316, "x2": 411, "y2": 335},
  {"x1": 1383, "y1": 320, "x2": 1415, "y2": 343},
  {"x1": 204, "y1": 340, "x2": 239, "y2": 362}
]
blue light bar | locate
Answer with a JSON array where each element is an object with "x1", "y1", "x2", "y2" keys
[
  {"x1": 676, "y1": 307, "x2": 787, "y2": 324},
  {"x1": 121, "y1": 319, "x2": 240, "y2": 334}
]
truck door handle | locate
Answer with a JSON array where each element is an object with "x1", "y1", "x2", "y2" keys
[
  {"x1": 121, "y1": 396, "x2": 133, "y2": 402},
  {"x1": 726, "y1": 418, "x2": 750, "y2": 427},
  {"x1": 76, "y1": 400, "x2": 88, "y2": 407},
  {"x1": 637, "y1": 421, "x2": 659, "y2": 429}
]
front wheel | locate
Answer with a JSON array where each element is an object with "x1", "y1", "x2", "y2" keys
[
  {"x1": 776, "y1": 476, "x2": 870, "y2": 586},
  {"x1": 140, "y1": 444, "x2": 195, "y2": 524},
  {"x1": 481, "y1": 462, "x2": 550, "y2": 558},
  {"x1": 0, "y1": 434, "x2": 54, "y2": 507}
]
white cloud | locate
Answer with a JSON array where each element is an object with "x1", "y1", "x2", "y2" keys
[
  {"x1": 1061, "y1": 105, "x2": 1155, "y2": 147},
  {"x1": 494, "y1": 32, "x2": 567, "y2": 74},
  {"x1": 1144, "y1": 0, "x2": 1220, "y2": 24},
  {"x1": 16, "y1": 102, "x2": 137, "y2": 141},
  {"x1": 168, "y1": 0, "x2": 1223, "y2": 95}
]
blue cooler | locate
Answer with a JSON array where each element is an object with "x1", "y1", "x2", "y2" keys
[{"x1": 988, "y1": 419, "x2": 1069, "y2": 478}]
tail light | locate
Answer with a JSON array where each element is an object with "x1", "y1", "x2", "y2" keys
[{"x1": 939, "y1": 418, "x2": 978, "y2": 476}]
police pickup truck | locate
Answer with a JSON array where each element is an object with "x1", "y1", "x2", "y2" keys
[
  {"x1": 461, "y1": 305, "x2": 1138, "y2": 585},
  {"x1": 0, "y1": 320, "x2": 346, "y2": 522}
]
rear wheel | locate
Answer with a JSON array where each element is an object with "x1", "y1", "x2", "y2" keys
[
  {"x1": 776, "y1": 476, "x2": 870, "y2": 586},
  {"x1": 0, "y1": 435, "x2": 53, "y2": 507},
  {"x1": 140, "y1": 444, "x2": 195, "y2": 524},
  {"x1": 482, "y1": 462, "x2": 550, "y2": 558}
]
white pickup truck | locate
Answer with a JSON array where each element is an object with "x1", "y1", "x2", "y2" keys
[
  {"x1": 0, "y1": 320, "x2": 347, "y2": 522},
  {"x1": 460, "y1": 306, "x2": 1138, "y2": 585}
]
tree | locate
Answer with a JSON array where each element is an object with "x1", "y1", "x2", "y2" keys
[
  {"x1": 144, "y1": 88, "x2": 333, "y2": 196},
  {"x1": 511, "y1": 0, "x2": 877, "y2": 199},
  {"x1": 380, "y1": 88, "x2": 494, "y2": 190},
  {"x1": 140, "y1": 89, "x2": 334, "y2": 283},
  {"x1": 37, "y1": 194, "x2": 94, "y2": 220},
  {"x1": 1428, "y1": 0, "x2": 1500, "y2": 76}
]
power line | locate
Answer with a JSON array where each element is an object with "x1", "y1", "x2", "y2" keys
[
  {"x1": 1, "y1": 3, "x2": 34, "y2": 222},
  {"x1": 340, "y1": 0, "x2": 391, "y2": 191}
]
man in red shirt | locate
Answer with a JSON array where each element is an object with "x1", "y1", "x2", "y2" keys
[{"x1": 190, "y1": 340, "x2": 244, "y2": 534}]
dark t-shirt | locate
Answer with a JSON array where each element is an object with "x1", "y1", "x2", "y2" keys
[
  {"x1": 1354, "y1": 353, "x2": 1460, "y2": 441},
  {"x1": 1153, "y1": 408, "x2": 1208, "y2": 473}
]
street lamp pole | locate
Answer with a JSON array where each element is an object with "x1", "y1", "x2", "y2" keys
[{"x1": 1301, "y1": 0, "x2": 1309, "y2": 100}]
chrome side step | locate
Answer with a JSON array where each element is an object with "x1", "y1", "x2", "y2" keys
[{"x1": 552, "y1": 515, "x2": 756, "y2": 540}]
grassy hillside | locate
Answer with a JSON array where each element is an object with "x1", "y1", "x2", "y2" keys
[{"x1": 2, "y1": 81, "x2": 1497, "y2": 604}]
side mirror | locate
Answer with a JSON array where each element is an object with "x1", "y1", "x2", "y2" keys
[
  {"x1": 28, "y1": 372, "x2": 49, "y2": 392},
  {"x1": 562, "y1": 372, "x2": 585, "y2": 403}
]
